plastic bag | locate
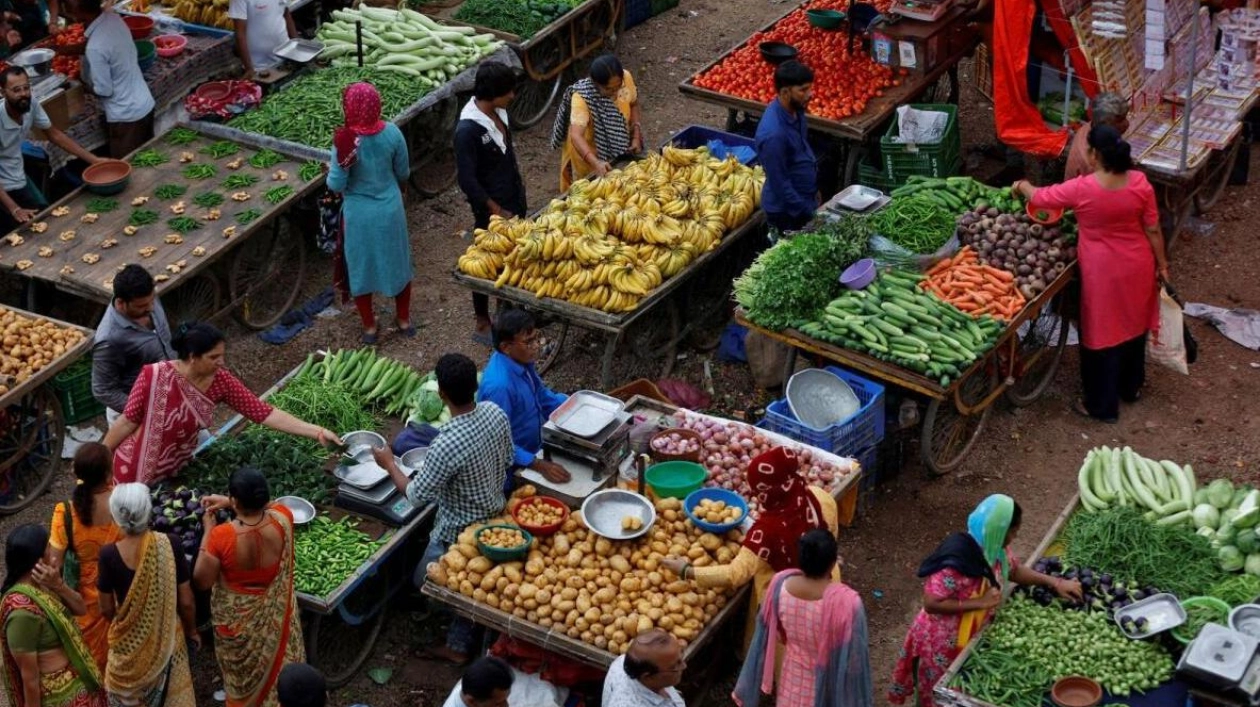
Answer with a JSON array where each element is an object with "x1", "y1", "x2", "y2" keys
[
  {"x1": 893, "y1": 105, "x2": 950, "y2": 144},
  {"x1": 1147, "y1": 287, "x2": 1189, "y2": 375},
  {"x1": 867, "y1": 233, "x2": 959, "y2": 270}
]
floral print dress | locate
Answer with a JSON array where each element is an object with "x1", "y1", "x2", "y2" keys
[{"x1": 887, "y1": 553, "x2": 1019, "y2": 707}]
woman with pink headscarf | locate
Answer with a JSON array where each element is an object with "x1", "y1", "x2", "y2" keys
[{"x1": 327, "y1": 82, "x2": 414, "y2": 344}]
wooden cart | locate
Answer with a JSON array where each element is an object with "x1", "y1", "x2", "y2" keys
[
  {"x1": 420, "y1": 0, "x2": 624, "y2": 129},
  {"x1": 677, "y1": 3, "x2": 976, "y2": 187},
  {"x1": 736, "y1": 263, "x2": 1078, "y2": 475},
  {"x1": 1145, "y1": 135, "x2": 1244, "y2": 249},
  {"x1": 0, "y1": 130, "x2": 323, "y2": 331},
  {"x1": 0, "y1": 309, "x2": 93, "y2": 514}
]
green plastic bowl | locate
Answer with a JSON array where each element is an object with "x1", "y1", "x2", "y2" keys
[
  {"x1": 807, "y1": 8, "x2": 846, "y2": 29},
  {"x1": 474, "y1": 523, "x2": 533, "y2": 562},
  {"x1": 1172, "y1": 596, "x2": 1232, "y2": 644},
  {"x1": 645, "y1": 461, "x2": 707, "y2": 499}
]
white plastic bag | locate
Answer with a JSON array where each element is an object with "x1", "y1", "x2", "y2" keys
[{"x1": 1148, "y1": 287, "x2": 1189, "y2": 375}]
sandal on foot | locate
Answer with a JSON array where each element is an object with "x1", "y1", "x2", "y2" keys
[
  {"x1": 471, "y1": 330, "x2": 493, "y2": 347},
  {"x1": 1073, "y1": 399, "x2": 1117, "y2": 424},
  {"x1": 361, "y1": 330, "x2": 379, "y2": 345}
]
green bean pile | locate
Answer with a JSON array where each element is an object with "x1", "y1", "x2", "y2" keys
[
  {"x1": 867, "y1": 193, "x2": 958, "y2": 254},
  {"x1": 1180, "y1": 600, "x2": 1230, "y2": 641},
  {"x1": 164, "y1": 127, "x2": 200, "y2": 145},
  {"x1": 201, "y1": 141, "x2": 239, "y2": 159},
  {"x1": 265, "y1": 374, "x2": 376, "y2": 435},
  {"x1": 85, "y1": 197, "x2": 118, "y2": 213},
  {"x1": 1209, "y1": 574, "x2": 1260, "y2": 606},
  {"x1": 223, "y1": 174, "x2": 259, "y2": 190},
  {"x1": 263, "y1": 185, "x2": 294, "y2": 205},
  {"x1": 129, "y1": 209, "x2": 159, "y2": 226},
  {"x1": 154, "y1": 184, "x2": 187, "y2": 200},
  {"x1": 228, "y1": 67, "x2": 424, "y2": 149},
  {"x1": 167, "y1": 216, "x2": 200, "y2": 234},
  {"x1": 294, "y1": 516, "x2": 382, "y2": 597},
  {"x1": 236, "y1": 208, "x2": 263, "y2": 224},
  {"x1": 193, "y1": 192, "x2": 224, "y2": 208},
  {"x1": 949, "y1": 643, "x2": 1051, "y2": 707},
  {"x1": 130, "y1": 149, "x2": 168, "y2": 167},
  {"x1": 248, "y1": 149, "x2": 284, "y2": 170},
  {"x1": 1063, "y1": 508, "x2": 1225, "y2": 598},
  {"x1": 182, "y1": 164, "x2": 216, "y2": 180},
  {"x1": 299, "y1": 161, "x2": 323, "y2": 182}
]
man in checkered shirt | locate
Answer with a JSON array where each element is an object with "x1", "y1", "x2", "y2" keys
[{"x1": 376, "y1": 352, "x2": 515, "y2": 664}]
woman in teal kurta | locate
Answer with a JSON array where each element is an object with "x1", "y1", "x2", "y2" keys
[{"x1": 328, "y1": 82, "x2": 414, "y2": 344}]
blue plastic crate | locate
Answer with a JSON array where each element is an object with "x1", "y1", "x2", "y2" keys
[
  {"x1": 664, "y1": 125, "x2": 759, "y2": 165},
  {"x1": 761, "y1": 367, "x2": 885, "y2": 457},
  {"x1": 624, "y1": 0, "x2": 651, "y2": 28}
]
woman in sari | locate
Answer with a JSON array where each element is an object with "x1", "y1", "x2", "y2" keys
[
  {"x1": 661, "y1": 446, "x2": 840, "y2": 655},
  {"x1": 2, "y1": 524, "x2": 106, "y2": 707},
  {"x1": 888, "y1": 495, "x2": 1083, "y2": 707},
  {"x1": 97, "y1": 484, "x2": 196, "y2": 707},
  {"x1": 194, "y1": 467, "x2": 304, "y2": 707},
  {"x1": 46, "y1": 443, "x2": 121, "y2": 673},
  {"x1": 734, "y1": 529, "x2": 872, "y2": 707},
  {"x1": 550, "y1": 54, "x2": 642, "y2": 190},
  {"x1": 103, "y1": 322, "x2": 341, "y2": 485}
]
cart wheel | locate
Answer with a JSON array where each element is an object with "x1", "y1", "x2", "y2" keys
[
  {"x1": 491, "y1": 301, "x2": 569, "y2": 376},
  {"x1": 1194, "y1": 140, "x2": 1241, "y2": 214},
  {"x1": 1160, "y1": 195, "x2": 1194, "y2": 246},
  {"x1": 0, "y1": 387, "x2": 64, "y2": 514},
  {"x1": 163, "y1": 272, "x2": 222, "y2": 326},
  {"x1": 920, "y1": 367, "x2": 998, "y2": 475},
  {"x1": 229, "y1": 218, "x2": 308, "y2": 330},
  {"x1": 1003, "y1": 297, "x2": 1070, "y2": 407},
  {"x1": 509, "y1": 74, "x2": 564, "y2": 131},
  {"x1": 626, "y1": 298, "x2": 680, "y2": 380},
  {"x1": 408, "y1": 96, "x2": 461, "y2": 198},
  {"x1": 304, "y1": 607, "x2": 386, "y2": 688}
]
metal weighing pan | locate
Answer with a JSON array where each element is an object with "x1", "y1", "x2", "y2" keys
[
  {"x1": 550, "y1": 390, "x2": 625, "y2": 438},
  {"x1": 273, "y1": 38, "x2": 324, "y2": 63},
  {"x1": 581, "y1": 489, "x2": 656, "y2": 540}
]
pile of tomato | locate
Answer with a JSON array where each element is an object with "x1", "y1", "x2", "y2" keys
[
  {"x1": 52, "y1": 23, "x2": 87, "y2": 49},
  {"x1": 692, "y1": 0, "x2": 905, "y2": 121},
  {"x1": 52, "y1": 56, "x2": 81, "y2": 79}
]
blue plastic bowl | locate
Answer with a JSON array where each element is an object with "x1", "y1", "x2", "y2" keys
[
  {"x1": 684, "y1": 488, "x2": 749, "y2": 533},
  {"x1": 840, "y1": 258, "x2": 877, "y2": 290}
]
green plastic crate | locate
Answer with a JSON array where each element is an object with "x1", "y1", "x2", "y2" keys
[
  {"x1": 49, "y1": 359, "x2": 104, "y2": 425},
  {"x1": 880, "y1": 103, "x2": 961, "y2": 183}
]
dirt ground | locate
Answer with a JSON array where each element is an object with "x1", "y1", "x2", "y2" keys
[{"x1": 3, "y1": 0, "x2": 1260, "y2": 704}]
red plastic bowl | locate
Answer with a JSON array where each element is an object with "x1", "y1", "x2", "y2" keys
[
  {"x1": 195, "y1": 81, "x2": 232, "y2": 102},
  {"x1": 510, "y1": 496, "x2": 569, "y2": 536},
  {"x1": 1026, "y1": 201, "x2": 1064, "y2": 225},
  {"x1": 124, "y1": 15, "x2": 155, "y2": 39},
  {"x1": 154, "y1": 34, "x2": 187, "y2": 57}
]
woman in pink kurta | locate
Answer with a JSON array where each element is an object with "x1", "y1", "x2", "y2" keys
[
  {"x1": 103, "y1": 322, "x2": 341, "y2": 485},
  {"x1": 1014, "y1": 124, "x2": 1169, "y2": 422}
]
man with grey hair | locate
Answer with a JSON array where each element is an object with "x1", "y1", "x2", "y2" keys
[
  {"x1": 1065, "y1": 92, "x2": 1130, "y2": 179},
  {"x1": 602, "y1": 629, "x2": 687, "y2": 707}
]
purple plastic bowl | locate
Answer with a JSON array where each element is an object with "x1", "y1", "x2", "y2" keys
[{"x1": 840, "y1": 258, "x2": 877, "y2": 290}]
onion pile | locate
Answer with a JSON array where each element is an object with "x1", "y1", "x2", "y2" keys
[
  {"x1": 651, "y1": 433, "x2": 700, "y2": 455},
  {"x1": 667, "y1": 410, "x2": 854, "y2": 516},
  {"x1": 956, "y1": 208, "x2": 1076, "y2": 299}
]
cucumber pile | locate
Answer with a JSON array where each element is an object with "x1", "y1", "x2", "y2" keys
[
  {"x1": 297, "y1": 349, "x2": 429, "y2": 417},
  {"x1": 890, "y1": 175, "x2": 1024, "y2": 214},
  {"x1": 1077, "y1": 446, "x2": 1198, "y2": 524},
  {"x1": 798, "y1": 270, "x2": 1004, "y2": 387}
]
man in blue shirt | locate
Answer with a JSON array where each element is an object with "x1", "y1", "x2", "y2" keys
[
  {"x1": 755, "y1": 60, "x2": 818, "y2": 233},
  {"x1": 477, "y1": 309, "x2": 572, "y2": 485}
]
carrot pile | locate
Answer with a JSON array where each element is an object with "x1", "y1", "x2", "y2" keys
[{"x1": 922, "y1": 247, "x2": 1026, "y2": 321}]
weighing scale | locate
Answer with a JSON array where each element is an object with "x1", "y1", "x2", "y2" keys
[
  {"x1": 531, "y1": 391, "x2": 632, "y2": 505},
  {"x1": 889, "y1": 0, "x2": 951, "y2": 22},
  {"x1": 1177, "y1": 623, "x2": 1260, "y2": 706},
  {"x1": 332, "y1": 449, "x2": 424, "y2": 526}
]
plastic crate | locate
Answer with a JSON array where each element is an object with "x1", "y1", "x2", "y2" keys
[
  {"x1": 760, "y1": 367, "x2": 885, "y2": 456},
  {"x1": 49, "y1": 359, "x2": 104, "y2": 425},
  {"x1": 880, "y1": 104, "x2": 961, "y2": 183},
  {"x1": 665, "y1": 125, "x2": 759, "y2": 165},
  {"x1": 625, "y1": 0, "x2": 651, "y2": 29}
]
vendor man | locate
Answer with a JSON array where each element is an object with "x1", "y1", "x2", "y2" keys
[
  {"x1": 603, "y1": 630, "x2": 687, "y2": 707},
  {"x1": 755, "y1": 60, "x2": 818, "y2": 234},
  {"x1": 0, "y1": 66, "x2": 98, "y2": 231},
  {"x1": 478, "y1": 309, "x2": 571, "y2": 486},
  {"x1": 91, "y1": 264, "x2": 173, "y2": 424},
  {"x1": 69, "y1": 0, "x2": 154, "y2": 158},
  {"x1": 229, "y1": 0, "x2": 296, "y2": 80},
  {"x1": 1064, "y1": 92, "x2": 1129, "y2": 180}
]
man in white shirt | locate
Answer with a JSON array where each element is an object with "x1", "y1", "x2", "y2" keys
[
  {"x1": 68, "y1": 0, "x2": 155, "y2": 157},
  {"x1": 603, "y1": 631, "x2": 687, "y2": 707},
  {"x1": 0, "y1": 65, "x2": 99, "y2": 232},
  {"x1": 441, "y1": 657, "x2": 513, "y2": 707},
  {"x1": 229, "y1": 0, "x2": 295, "y2": 80}
]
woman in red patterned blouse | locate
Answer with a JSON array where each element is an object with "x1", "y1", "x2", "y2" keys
[{"x1": 103, "y1": 322, "x2": 342, "y2": 485}]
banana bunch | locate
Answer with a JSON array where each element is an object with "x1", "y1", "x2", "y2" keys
[
  {"x1": 457, "y1": 248, "x2": 503, "y2": 280},
  {"x1": 170, "y1": 0, "x2": 232, "y2": 29}
]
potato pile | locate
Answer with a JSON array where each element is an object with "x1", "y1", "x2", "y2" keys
[
  {"x1": 430, "y1": 487, "x2": 742, "y2": 654},
  {"x1": 0, "y1": 307, "x2": 85, "y2": 394},
  {"x1": 479, "y1": 526, "x2": 528, "y2": 550},
  {"x1": 513, "y1": 498, "x2": 565, "y2": 527},
  {"x1": 692, "y1": 498, "x2": 743, "y2": 524}
]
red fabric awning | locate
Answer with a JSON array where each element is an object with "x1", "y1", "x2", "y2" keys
[{"x1": 991, "y1": 0, "x2": 1071, "y2": 157}]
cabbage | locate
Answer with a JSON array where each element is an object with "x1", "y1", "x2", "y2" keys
[
  {"x1": 1196, "y1": 488, "x2": 1211, "y2": 506},
  {"x1": 1236, "y1": 491, "x2": 1260, "y2": 530},
  {"x1": 1225, "y1": 508, "x2": 1241, "y2": 526},
  {"x1": 1248, "y1": 554, "x2": 1260, "y2": 577},
  {"x1": 1237, "y1": 529, "x2": 1260, "y2": 555},
  {"x1": 1195, "y1": 503, "x2": 1222, "y2": 530},
  {"x1": 1220, "y1": 546, "x2": 1245, "y2": 572},
  {"x1": 1199, "y1": 526, "x2": 1218, "y2": 541},
  {"x1": 1209, "y1": 479, "x2": 1237, "y2": 510},
  {"x1": 1235, "y1": 487, "x2": 1255, "y2": 509},
  {"x1": 1219, "y1": 522, "x2": 1238, "y2": 545}
]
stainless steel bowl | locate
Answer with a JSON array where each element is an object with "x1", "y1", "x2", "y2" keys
[
  {"x1": 11, "y1": 48, "x2": 54, "y2": 77},
  {"x1": 1230, "y1": 604, "x2": 1260, "y2": 638},
  {"x1": 400, "y1": 447, "x2": 428, "y2": 476},
  {"x1": 341, "y1": 430, "x2": 386, "y2": 458},
  {"x1": 275, "y1": 496, "x2": 316, "y2": 524},
  {"x1": 581, "y1": 489, "x2": 656, "y2": 540}
]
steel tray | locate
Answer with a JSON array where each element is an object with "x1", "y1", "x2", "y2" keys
[
  {"x1": 581, "y1": 488, "x2": 656, "y2": 540},
  {"x1": 274, "y1": 38, "x2": 323, "y2": 63},
  {"x1": 550, "y1": 390, "x2": 625, "y2": 438},
  {"x1": 1115, "y1": 592, "x2": 1186, "y2": 639}
]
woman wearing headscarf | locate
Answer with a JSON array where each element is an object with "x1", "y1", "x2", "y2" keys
[
  {"x1": 97, "y1": 483, "x2": 196, "y2": 707},
  {"x1": 550, "y1": 54, "x2": 642, "y2": 190},
  {"x1": 887, "y1": 495, "x2": 1083, "y2": 707},
  {"x1": 45, "y1": 443, "x2": 121, "y2": 673},
  {"x1": 1, "y1": 524, "x2": 106, "y2": 707},
  {"x1": 735, "y1": 529, "x2": 872, "y2": 707},
  {"x1": 327, "y1": 81, "x2": 414, "y2": 345},
  {"x1": 661, "y1": 446, "x2": 839, "y2": 654}
]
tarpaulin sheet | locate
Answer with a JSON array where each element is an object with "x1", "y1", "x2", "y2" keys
[{"x1": 992, "y1": 0, "x2": 1072, "y2": 157}]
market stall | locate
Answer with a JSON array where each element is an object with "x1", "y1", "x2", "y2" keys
[
  {"x1": 0, "y1": 307, "x2": 93, "y2": 514},
  {"x1": 734, "y1": 176, "x2": 1077, "y2": 474},
  {"x1": 678, "y1": 0, "x2": 977, "y2": 186},
  {"x1": 0, "y1": 127, "x2": 323, "y2": 329},
  {"x1": 191, "y1": 12, "x2": 518, "y2": 198},
  {"x1": 453, "y1": 128, "x2": 767, "y2": 387},
  {"x1": 936, "y1": 447, "x2": 1260, "y2": 707}
]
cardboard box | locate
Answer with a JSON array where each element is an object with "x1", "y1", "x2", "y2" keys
[
  {"x1": 30, "y1": 84, "x2": 84, "y2": 140},
  {"x1": 874, "y1": 7, "x2": 971, "y2": 71}
]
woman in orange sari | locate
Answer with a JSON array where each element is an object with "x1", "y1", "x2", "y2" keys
[
  {"x1": 194, "y1": 467, "x2": 304, "y2": 707},
  {"x1": 46, "y1": 443, "x2": 121, "y2": 673}
]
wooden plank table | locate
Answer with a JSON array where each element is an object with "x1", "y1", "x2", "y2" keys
[
  {"x1": 0, "y1": 129, "x2": 323, "y2": 310},
  {"x1": 0, "y1": 308, "x2": 93, "y2": 408}
]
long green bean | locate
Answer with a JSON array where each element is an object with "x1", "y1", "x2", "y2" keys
[
  {"x1": 867, "y1": 193, "x2": 957, "y2": 254},
  {"x1": 201, "y1": 141, "x2": 240, "y2": 159},
  {"x1": 130, "y1": 149, "x2": 168, "y2": 167},
  {"x1": 222, "y1": 174, "x2": 259, "y2": 190},
  {"x1": 154, "y1": 184, "x2": 187, "y2": 200},
  {"x1": 1063, "y1": 508, "x2": 1225, "y2": 598},
  {"x1": 248, "y1": 150, "x2": 284, "y2": 170},
  {"x1": 164, "y1": 127, "x2": 199, "y2": 145},
  {"x1": 193, "y1": 192, "x2": 224, "y2": 208},
  {"x1": 182, "y1": 164, "x2": 217, "y2": 180},
  {"x1": 263, "y1": 185, "x2": 294, "y2": 205}
]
